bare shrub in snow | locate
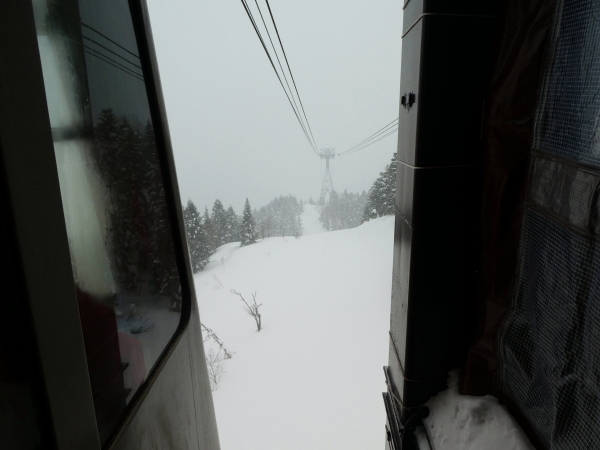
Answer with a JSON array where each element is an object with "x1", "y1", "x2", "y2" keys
[
  {"x1": 206, "y1": 349, "x2": 225, "y2": 391},
  {"x1": 231, "y1": 289, "x2": 262, "y2": 332},
  {"x1": 201, "y1": 322, "x2": 232, "y2": 359},
  {"x1": 130, "y1": 320, "x2": 154, "y2": 334},
  {"x1": 127, "y1": 304, "x2": 154, "y2": 334},
  {"x1": 212, "y1": 274, "x2": 224, "y2": 289},
  {"x1": 126, "y1": 303, "x2": 141, "y2": 321},
  {"x1": 201, "y1": 323, "x2": 230, "y2": 391}
]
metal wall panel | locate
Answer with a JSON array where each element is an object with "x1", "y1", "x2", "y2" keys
[
  {"x1": 387, "y1": 0, "x2": 498, "y2": 427},
  {"x1": 110, "y1": 309, "x2": 219, "y2": 450},
  {"x1": 398, "y1": 15, "x2": 497, "y2": 167}
]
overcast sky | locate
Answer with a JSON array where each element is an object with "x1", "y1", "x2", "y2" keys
[{"x1": 146, "y1": 0, "x2": 403, "y2": 213}]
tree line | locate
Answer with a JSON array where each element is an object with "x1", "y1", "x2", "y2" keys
[
  {"x1": 253, "y1": 195, "x2": 303, "y2": 239},
  {"x1": 318, "y1": 190, "x2": 368, "y2": 231},
  {"x1": 319, "y1": 152, "x2": 397, "y2": 230},
  {"x1": 362, "y1": 152, "x2": 397, "y2": 221},
  {"x1": 183, "y1": 194, "x2": 304, "y2": 273},
  {"x1": 183, "y1": 153, "x2": 396, "y2": 273},
  {"x1": 94, "y1": 108, "x2": 180, "y2": 300},
  {"x1": 183, "y1": 198, "x2": 258, "y2": 273}
]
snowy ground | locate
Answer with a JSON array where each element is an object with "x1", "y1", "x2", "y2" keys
[
  {"x1": 300, "y1": 203, "x2": 326, "y2": 235},
  {"x1": 416, "y1": 371, "x2": 533, "y2": 450},
  {"x1": 195, "y1": 206, "x2": 394, "y2": 449},
  {"x1": 195, "y1": 205, "x2": 533, "y2": 449}
]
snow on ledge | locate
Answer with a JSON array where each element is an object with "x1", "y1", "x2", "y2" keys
[{"x1": 416, "y1": 371, "x2": 534, "y2": 450}]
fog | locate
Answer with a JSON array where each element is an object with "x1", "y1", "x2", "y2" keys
[{"x1": 146, "y1": 0, "x2": 403, "y2": 212}]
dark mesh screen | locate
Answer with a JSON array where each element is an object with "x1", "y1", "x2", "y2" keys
[
  {"x1": 498, "y1": 0, "x2": 600, "y2": 447},
  {"x1": 534, "y1": 0, "x2": 600, "y2": 166},
  {"x1": 499, "y1": 208, "x2": 600, "y2": 449}
]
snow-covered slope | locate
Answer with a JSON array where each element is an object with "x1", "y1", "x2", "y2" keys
[
  {"x1": 195, "y1": 216, "x2": 394, "y2": 450},
  {"x1": 195, "y1": 211, "x2": 534, "y2": 449},
  {"x1": 300, "y1": 203, "x2": 325, "y2": 236}
]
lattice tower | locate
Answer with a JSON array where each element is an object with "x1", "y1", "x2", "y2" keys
[{"x1": 319, "y1": 148, "x2": 335, "y2": 203}]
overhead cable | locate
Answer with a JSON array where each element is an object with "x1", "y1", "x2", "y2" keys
[
  {"x1": 82, "y1": 35, "x2": 142, "y2": 69},
  {"x1": 265, "y1": 0, "x2": 319, "y2": 151},
  {"x1": 83, "y1": 50, "x2": 144, "y2": 81},
  {"x1": 340, "y1": 118, "x2": 398, "y2": 155},
  {"x1": 342, "y1": 127, "x2": 398, "y2": 156},
  {"x1": 345, "y1": 118, "x2": 398, "y2": 152},
  {"x1": 240, "y1": 0, "x2": 318, "y2": 154},
  {"x1": 252, "y1": 0, "x2": 307, "y2": 147},
  {"x1": 240, "y1": 0, "x2": 315, "y2": 153},
  {"x1": 83, "y1": 45, "x2": 144, "y2": 80},
  {"x1": 81, "y1": 23, "x2": 140, "y2": 59}
]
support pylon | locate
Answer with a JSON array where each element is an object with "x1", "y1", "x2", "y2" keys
[{"x1": 319, "y1": 148, "x2": 335, "y2": 203}]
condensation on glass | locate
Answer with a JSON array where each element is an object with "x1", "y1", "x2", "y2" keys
[{"x1": 32, "y1": 0, "x2": 182, "y2": 443}]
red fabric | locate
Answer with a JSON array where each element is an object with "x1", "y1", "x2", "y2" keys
[{"x1": 118, "y1": 332, "x2": 146, "y2": 398}]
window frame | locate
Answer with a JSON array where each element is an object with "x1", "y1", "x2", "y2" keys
[
  {"x1": 0, "y1": 0, "x2": 195, "y2": 448},
  {"x1": 104, "y1": 0, "x2": 196, "y2": 445}
]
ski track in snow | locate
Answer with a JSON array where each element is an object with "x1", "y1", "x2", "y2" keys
[{"x1": 195, "y1": 207, "x2": 393, "y2": 450}]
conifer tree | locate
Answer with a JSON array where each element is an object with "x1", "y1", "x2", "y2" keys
[
  {"x1": 140, "y1": 121, "x2": 179, "y2": 297},
  {"x1": 362, "y1": 153, "x2": 397, "y2": 222},
  {"x1": 319, "y1": 189, "x2": 367, "y2": 231},
  {"x1": 224, "y1": 206, "x2": 240, "y2": 243},
  {"x1": 211, "y1": 199, "x2": 227, "y2": 247},
  {"x1": 183, "y1": 199, "x2": 209, "y2": 272},
  {"x1": 92, "y1": 110, "x2": 180, "y2": 299},
  {"x1": 254, "y1": 195, "x2": 302, "y2": 238},
  {"x1": 294, "y1": 209, "x2": 303, "y2": 238},
  {"x1": 240, "y1": 198, "x2": 258, "y2": 246},
  {"x1": 203, "y1": 207, "x2": 215, "y2": 253}
]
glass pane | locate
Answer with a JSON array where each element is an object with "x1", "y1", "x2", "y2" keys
[{"x1": 32, "y1": 0, "x2": 182, "y2": 443}]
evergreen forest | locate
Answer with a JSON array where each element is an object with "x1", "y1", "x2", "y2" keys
[
  {"x1": 182, "y1": 153, "x2": 397, "y2": 274},
  {"x1": 94, "y1": 108, "x2": 180, "y2": 300}
]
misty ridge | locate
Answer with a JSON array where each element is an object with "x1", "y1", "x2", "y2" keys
[{"x1": 182, "y1": 152, "x2": 397, "y2": 274}]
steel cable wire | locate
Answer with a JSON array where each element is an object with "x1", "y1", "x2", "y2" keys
[
  {"x1": 81, "y1": 23, "x2": 140, "y2": 59},
  {"x1": 340, "y1": 118, "x2": 398, "y2": 155},
  {"x1": 83, "y1": 45, "x2": 144, "y2": 80},
  {"x1": 253, "y1": 0, "x2": 310, "y2": 149},
  {"x1": 82, "y1": 35, "x2": 142, "y2": 69},
  {"x1": 240, "y1": 0, "x2": 318, "y2": 154},
  {"x1": 265, "y1": 0, "x2": 319, "y2": 151},
  {"x1": 342, "y1": 128, "x2": 398, "y2": 155}
]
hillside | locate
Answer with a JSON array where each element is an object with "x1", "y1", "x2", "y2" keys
[{"x1": 195, "y1": 206, "x2": 394, "y2": 449}]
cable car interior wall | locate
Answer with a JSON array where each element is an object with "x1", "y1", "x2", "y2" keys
[
  {"x1": 1, "y1": 0, "x2": 219, "y2": 448},
  {"x1": 387, "y1": 0, "x2": 600, "y2": 448},
  {"x1": 0, "y1": 0, "x2": 598, "y2": 448}
]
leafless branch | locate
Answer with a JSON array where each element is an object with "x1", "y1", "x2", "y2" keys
[
  {"x1": 212, "y1": 274, "x2": 224, "y2": 288},
  {"x1": 230, "y1": 289, "x2": 262, "y2": 332},
  {"x1": 205, "y1": 348, "x2": 225, "y2": 391},
  {"x1": 201, "y1": 322, "x2": 232, "y2": 359}
]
